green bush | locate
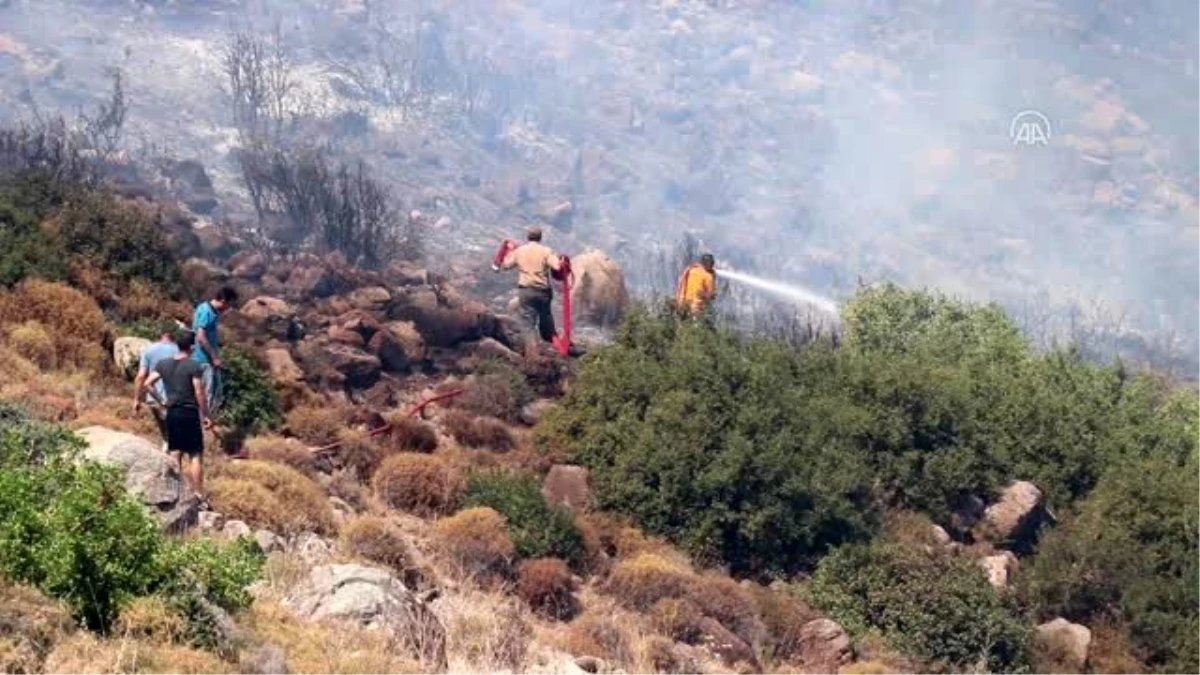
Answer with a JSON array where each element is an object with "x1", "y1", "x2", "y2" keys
[
  {"x1": 0, "y1": 463, "x2": 164, "y2": 631},
  {"x1": 219, "y1": 348, "x2": 283, "y2": 434},
  {"x1": 56, "y1": 190, "x2": 181, "y2": 295},
  {"x1": 1021, "y1": 448, "x2": 1199, "y2": 673},
  {"x1": 810, "y1": 541, "x2": 1032, "y2": 672},
  {"x1": 0, "y1": 191, "x2": 67, "y2": 287},
  {"x1": 464, "y1": 470, "x2": 586, "y2": 569},
  {"x1": 0, "y1": 407, "x2": 264, "y2": 637}
]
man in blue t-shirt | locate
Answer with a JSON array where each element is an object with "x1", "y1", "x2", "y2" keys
[
  {"x1": 131, "y1": 322, "x2": 180, "y2": 451},
  {"x1": 192, "y1": 286, "x2": 239, "y2": 412}
]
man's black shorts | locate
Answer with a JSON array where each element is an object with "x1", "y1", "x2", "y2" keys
[{"x1": 165, "y1": 407, "x2": 204, "y2": 456}]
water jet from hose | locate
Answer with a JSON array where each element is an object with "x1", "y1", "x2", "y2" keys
[{"x1": 717, "y1": 268, "x2": 840, "y2": 317}]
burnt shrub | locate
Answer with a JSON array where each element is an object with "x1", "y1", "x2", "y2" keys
[
  {"x1": 373, "y1": 453, "x2": 463, "y2": 517},
  {"x1": 516, "y1": 557, "x2": 578, "y2": 620}
]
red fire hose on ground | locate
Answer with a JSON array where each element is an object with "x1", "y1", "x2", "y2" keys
[
  {"x1": 492, "y1": 238, "x2": 575, "y2": 357},
  {"x1": 308, "y1": 388, "x2": 465, "y2": 456}
]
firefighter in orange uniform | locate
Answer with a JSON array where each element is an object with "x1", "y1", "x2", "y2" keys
[{"x1": 675, "y1": 253, "x2": 718, "y2": 317}]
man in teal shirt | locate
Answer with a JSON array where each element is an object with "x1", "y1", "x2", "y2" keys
[{"x1": 192, "y1": 286, "x2": 239, "y2": 412}]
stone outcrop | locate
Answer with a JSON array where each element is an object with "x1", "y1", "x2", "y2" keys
[
  {"x1": 283, "y1": 564, "x2": 446, "y2": 667},
  {"x1": 76, "y1": 426, "x2": 197, "y2": 532}
]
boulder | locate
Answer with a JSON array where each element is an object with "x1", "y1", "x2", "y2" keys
[
  {"x1": 979, "y1": 551, "x2": 1019, "y2": 590},
  {"x1": 255, "y1": 529, "x2": 285, "y2": 553},
  {"x1": 286, "y1": 265, "x2": 337, "y2": 301},
  {"x1": 696, "y1": 617, "x2": 758, "y2": 669},
  {"x1": 349, "y1": 286, "x2": 391, "y2": 312},
  {"x1": 197, "y1": 511, "x2": 226, "y2": 532},
  {"x1": 569, "y1": 250, "x2": 630, "y2": 327},
  {"x1": 263, "y1": 348, "x2": 304, "y2": 384},
  {"x1": 222, "y1": 520, "x2": 252, "y2": 540},
  {"x1": 230, "y1": 251, "x2": 268, "y2": 280},
  {"x1": 76, "y1": 426, "x2": 193, "y2": 530},
  {"x1": 386, "y1": 262, "x2": 430, "y2": 287},
  {"x1": 240, "y1": 296, "x2": 302, "y2": 342},
  {"x1": 797, "y1": 618, "x2": 852, "y2": 672},
  {"x1": 542, "y1": 465, "x2": 591, "y2": 511},
  {"x1": 367, "y1": 329, "x2": 411, "y2": 373},
  {"x1": 113, "y1": 336, "x2": 151, "y2": 378},
  {"x1": 1036, "y1": 618, "x2": 1091, "y2": 671},
  {"x1": 387, "y1": 321, "x2": 427, "y2": 364},
  {"x1": 336, "y1": 311, "x2": 383, "y2": 342},
  {"x1": 978, "y1": 481, "x2": 1047, "y2": 549},
  {"x1": 181, "y1": 258, "x2": 230, "y2": 296},
  {"x1": 297, "y1": 340, "x2": 381, "y2": 390},
  {"x1": 291, "y1": 532, "x2": 333, "y2": 567},
  {"x1": 328, "y1": 325, "x2": 367, "y2": 348},
  {"x1": 283, "y1": 564, "x2": 446, "y2": 667}
]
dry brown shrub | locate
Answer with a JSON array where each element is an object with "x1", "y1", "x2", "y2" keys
[
  {"x1": 114, "y1": 596, "x2": 185, "y2": 644},
  {"x1": 440, "y1": 591, "x2": 531, "y2": 673},
  {"x1": 517, "y1": 558, "x2": 578, "y2": 620},
  {"x1": 432, "y1": 507, "x2": 515, "y2": 582},
  {"x1": 574, "y1": 513, "x2": 612, "y2": 577},
  {"x1": 0, "y1": 343, "x2": 39, "y2": 383},
  {"x1": 382, "y1": 414, "x2": 439, "y2": 453},
  {"x1": 750, "y1": 584, "x2": 818, "y2": 663},
  {"x1": 0, "y1": 581, "x2": 75, "y2": 674},
  {"x1": 333, "y1": 427, "x2": 383, "y2": 479},
  {"x1": 5, "y1": 321, "x2": 55, "y2": 369},
  {"x1": 1087, "y1": 619, "x2": 1143, "y2": 674},
  {"x1": 0, "y1": 279, "x2": 106, "y2": 370},
  {"x1": 883, "y1": 510, "x2": 947, "y2": 547},
  {"x1": 209, "y1": 460, "x2": 335, "y2": 535},
  {"x1": 642, "y1": 635, "x2": 699, "y2": 674},
  {"x1": 442, "y1": 409, "x2": 515, "y2": 452},
  {"x1": 562, "y1": 612, "x2": 636, "y2": 667},
  {"x1": 650, "y1": 597, "x2": 705, "y2": 643},
  {"x1": 328, "y1": 469, "x2": 368, "y2": 512},
  {"x1": 44, "y1": 631, "x2": 236, "y2": 674},
  {"x1": 373, "y1": 453, "x2": 464, "y2": 517},
  {"x1": 839, "y1": 660, "x2": 895, "y2": 674},
  {"x1": 245, "y1": 435, "x2": 316, "y2": 476},
  {"x1": 603, "y1": 553, "x2": 695, "y2": 611},
  {"x1": 285, "y1": 402, "x2": 350, "y2": 446},
  {"x1": 339, "y1": 515, "x2": 410, "y2": 572},
  {"x1": 454, "y1": 370, "x2": 527, "y2": 423},
  {"x1": 688, "y1": 574, "x2": 764, "y2": 645},
  {"x1": 115, "y1": 279, "x2": 189, "y2": 323}
]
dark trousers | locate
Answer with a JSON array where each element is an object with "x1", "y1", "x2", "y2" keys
[{"x1": 518, "y1": 286, "x2": 556, "y2": 342}]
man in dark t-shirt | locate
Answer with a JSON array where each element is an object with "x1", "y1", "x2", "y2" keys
[{"x1": 136, "y1": 331, "x2": 212, "y2": 501}]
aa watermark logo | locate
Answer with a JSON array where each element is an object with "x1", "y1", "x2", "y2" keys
[{"x1": 1010, "y1": 110, "x2": 1051, "y2": 146}]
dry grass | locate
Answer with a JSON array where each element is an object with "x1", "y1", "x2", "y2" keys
[
  {"x1": 442, "y1": 409, "x2": 515, "y2": 452},
  {"x1": 517, "y1": 558, "x2": 579, "y2": 620},
  {"x1": 603, "y1": 553, "x2": 695, "y2": 612},
  {"x1": 438, "y1": 590, "x2": 532, "y2": 673},
  {"x1": 43, "y1": 632, "x2": 236, "y2": 674},
  {"x1": 1087, "y1": 619, "x2": 1143, "y2": 674},
  {"x1": 327, "y1": 469, "x2": 369, "y2": 513},
  {"x1": 383, "y1": 415, "x2": 440, "y2": 453},
  {"x1": 0, "y1": 343, "x2": 40, "y2": 384},
  {"x1": 650, "y1": 597, "x2": 705, "y2": 644},
  {"x1": 373, "y1": 453, "x2": 464, "y2": 517},
  {"x1": 0, "y1": 279, "x2": 107, "y2": 371},
  {"x1": 750, "y1": 584, "x2": 818, "y2": 664},
  {"x1": 114, "y1": 596, "x2": 185, "y2": 644},
  {"x1": 245, "y1": 435, "x2": 317, "y2": 476},
  {"x1": 688, "y1": 574, "x2": 764, "y2": 646},
  {"x1": 5, "y1": 320, "x2": 55, "y2": 369},
  {"x1": 71, "y1": 395, "x2": 161, "y2": 437},
  {"x1": 333, "y1": 428, "x2": 384, "y2": 479},
  {"x1": 0, "y1": 368, "x2": 100, "y2": 423},
  {"x1": 432, "y1": 507, "x2": 515, "y2": 584},
  {"x1": 339, "y1": 515, "x2": 410, "y2": 572},
  {"x1": 209, "y1": 460, "x2": 336, "y2": 535},
  {"x1": 286, "y1": 403, "x2": 351, "y2": 446},
  {"x1": 0, "y1": 581, "x2": 75, "y2": 674},
  {"x1": 839, "y1": 660, "x2": 895, "y2": 674},
  {"x1": 454, "y1": 370, "x2": 528, "y2": 423},
  {"x1": 241, "y1": 601, "x2": 424, "y2": 675}
]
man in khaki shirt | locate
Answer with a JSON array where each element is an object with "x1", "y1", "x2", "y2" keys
[{"x1": 500, "y1": 225, "x2": 564, "y2": 358}]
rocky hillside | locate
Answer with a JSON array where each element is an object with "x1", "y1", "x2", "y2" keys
[{"x1": 0, "y1": 0, "x2": 1195, "y2": 373}]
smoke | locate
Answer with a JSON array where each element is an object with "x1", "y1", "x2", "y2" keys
[
  {"x1": 0, "y1": 0, "x2": 1195, "y2": 374},
  {"x1": 717, "y1": 269, "x2": 840, "y2": 319}
]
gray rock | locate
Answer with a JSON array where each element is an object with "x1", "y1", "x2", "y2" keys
[
  {"x1": 222, "y1": 519, "x2": 252, "y2": 540},
  {"x1": 255, "y1": 529, "x2": 285, "y2": 553},
  {"x1": 113, "y1": 337, "x2": 151, "y2": 378},
  {"x1": 291, "y1": 532, "x2": 333, "y2": 566},
  {"x1": 797, "y1": 618, "x2": 852, "y2": 672},
  {"x1": 283, "y1": 564, "x2": 446, "y2": 667},
  {"x1": 239, "y1": 643, "x2": 289, "y2": 674},
  {"x1": 519, "y1": 399, "x2": 557, "y2": 426},
  {"x1": 197, "y1": 510, "x2": 226, "y2": 531},
  {"x1": 77, "y1": 427, "x2": 186, "y2": 525},
  {"x1": 160, "y1": 493, "x2": 201, "y2": 534},
  {"x1": 979, "y1": 551, "x2": 1019, "y2": 589},
  {"x1": 1037, "y1": 618, "x2": 1091, "y2": 671},
  {"x1": 979, "y1": 481, "x2": 1048, "y2": 549},
  {"x1": 542, "y1": 465, "x2": 591, "y2": 511}
]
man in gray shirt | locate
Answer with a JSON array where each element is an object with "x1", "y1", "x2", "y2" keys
[{"x1": 136, "y1": 331, "x2": 212, "y2": 501}]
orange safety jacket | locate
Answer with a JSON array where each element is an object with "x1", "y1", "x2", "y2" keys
[{"x1": 675, "y1": 264, "x2": 716, "y2": 313}]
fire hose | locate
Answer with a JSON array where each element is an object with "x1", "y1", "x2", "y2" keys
[
  {"x1": 492, "y1": 238, "x2": 575, "y2": 357},
  {"x1": 308, "y1": 388, "x2": 465, "y2": 456}
]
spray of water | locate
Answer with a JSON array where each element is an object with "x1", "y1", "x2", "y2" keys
[{"x1": 717, "y1": 269, "x2": 841, "y2": 317}]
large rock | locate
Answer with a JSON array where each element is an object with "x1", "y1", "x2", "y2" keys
[
  {"x1": 978, "y1": 481, "x2": 1048, "y2": 549},
  {"x1": 181, "y1": 258, "x2": 230, "y2": 296},
  {"x1": 797, "y1": 618, "x2": 852, "y2": 672},
  {"x1": 113, "y1": 336, "x2": 151, "y2": 377},
  {"x1": 979, "y1": 551, "x2": 1019, "y2": 590},
  {"x1": 263, "y1": 348, "x2": 304, "y2": 384},
  {"x1": 230, "y1": 251, "x2": 268, "y2": 280},
  {"x1": 283, "y1": 564, "x2": 446, "y2": 667},
  {"x1": 368, "y1": 328, "x2": 412, "y2": 373},
  {"x1": 542, "y1": 465, "x2": 591, "y2": 511},
  {"x1": 286, "y1": 265, "x2": 338, "y2": 301},
  {"x1": 241, "y1": 297, "x2": 303, "y2": 342},
  {"x1": 569, "y1": 250, "x2": 630, "y2": 327},
  {"x1": 76, "y1": 426, "x2": 195, "y2": 531},
  {"x1": 297, "y1": 339, "x2": 381, "y2": 390},
  {"x1": 696, "y1": 617, "x2": 758, "y2": 669},
  {"x1": 349, "y1": 286, "x2": 391, "y2": 312},
  {"x1": 1036, "y1": 618, "x2": 1091, "y2": 671}
]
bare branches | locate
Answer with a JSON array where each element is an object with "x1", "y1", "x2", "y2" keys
[
  {"x1": 223, "y1": 25, "x2": 294, "y2": 146},
  {"x1": 78, "y1": 69, "x2": 128, "y2": 164}
]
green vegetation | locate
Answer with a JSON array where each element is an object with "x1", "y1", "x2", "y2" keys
[
  {"x1": 218, "y1": 348, "x2": 283, "y2": 434},
  {"x1": 464, "y1": 470, "x2": 586, "y2": 569},
  {"x1": 0, "y1": 405, "x2": 264, "y2": 637},
  {"x1": 810, "y1": 541, "x2": 1032, "y2": 672},
  {"x1": 541, "y1": 287, "x2": 1194, "y2": 574}
]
